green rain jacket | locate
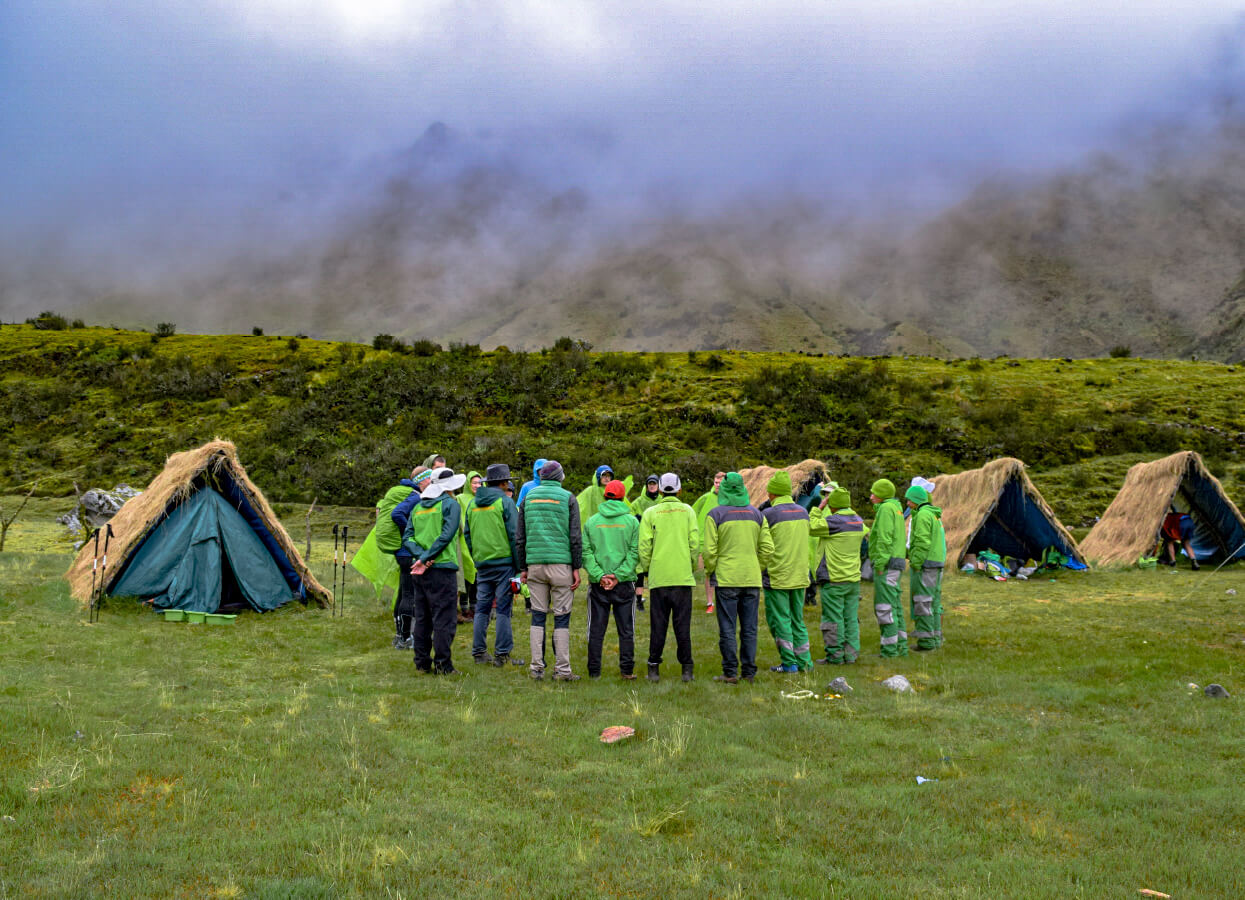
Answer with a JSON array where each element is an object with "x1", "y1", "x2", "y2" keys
[
  {"x1": 702, "y1": 474, "x2": 771, "y2": 588},
  {"x1": 809, "y1": 506, "x2": 869, "y2": 583},
  {"x1": 401, "y1": 494, "x2": 461, "y2": 569},
  {"x1": 638, "y1": 496, "x2": 699, "y2": 588},
  {"x1": 631, "y1": 489, "x2": 661, "y2": 518},
  {"x1": 869, "y1": 498, "x2": 907, "y2": 569},
  {"x1": 691, "y1": 489, "x2": 719, "y2": 540},
  {"x1": 908, "y1": 502, "x2": 947, "y2": 569},
  {"x1": 373, "y1": 481, "x2": 416, "y2": 554},
  {"x1": 583, "y1": 499, "x2": 640, "y2": 583},
  {"x1": 464, "y1": 485, "x2": 519, "y2": 569},
  {"x1": 760, "y1": 495, "x2": 811, "y2": 590}
]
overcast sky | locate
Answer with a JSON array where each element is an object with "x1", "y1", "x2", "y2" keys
[{"x1": 1, "y1": 1, "x2": 1242, "y2": 268}]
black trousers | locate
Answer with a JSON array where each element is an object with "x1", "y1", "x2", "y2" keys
[
  {"x1": 394, "y1": 556, "x2": 416, "y2": 637},
  {"x1": 412, "y1": 567, "x2": 459, "y2": 673},
  {"x1": 648, "y1": 585, "x2": 693, "y2": 667},
  {"x1": 587, "y1": 581, "x2": 636, "y2": 676}
]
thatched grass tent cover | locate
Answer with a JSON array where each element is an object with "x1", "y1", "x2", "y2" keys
[
  {"x1": 66, "y1": 440, "x2": 330, "y2": 611},
  {"x1": 739, "y1": 460, "x2": 831, "y2": 507},
  {"x1": 933, "y1": 457, "x2": 1085, "y2": 569},
  {"x1": 1080, "y1": 451, "x2": 1245, "y2": 566}
]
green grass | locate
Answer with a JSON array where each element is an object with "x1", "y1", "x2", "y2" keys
[{"x1": 2, "y1": 532, "x2": 1243, "y2": 897}]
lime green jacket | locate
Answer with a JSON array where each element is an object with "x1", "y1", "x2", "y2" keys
[
  {"x1": 809, "y1": 507, "x2": 869, "y2": 583},
  {"x1": 760, "y1": 496, "x2": 811, "y2": 590},
  {"x1": 583, "y1": 500, "x2": 641, "y2": 583},
  {"x1": 638, "y1": 497, "x2": 699, "y2": 588},
  {"x1": 703, "y1": 504, "x2": 772, "y2": 588},
  {"x1": 908, "y1": 503, "x2": 946, "y2": 569},
  {"x1": 869, "y1": 498, "x2": 907, "y2": 568}
]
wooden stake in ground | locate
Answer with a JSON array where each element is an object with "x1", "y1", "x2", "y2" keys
[
  {"x1": 305, "y1": 496, "x2": 317, "y2": 561},
  {"x1": 0, "y1": 483, "x2": 37, "y2": 552}
]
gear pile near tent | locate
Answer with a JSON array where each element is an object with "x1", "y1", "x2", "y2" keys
[
  {"x1": 65, "y1": 441, "x2": 330, "y2": 613},
  {"x1": 1080, "y1": 450, "x2": 1245, "y2": 566},
  {"x1": 932, "y1": 457, "x2": 1085, "y2": 570}
]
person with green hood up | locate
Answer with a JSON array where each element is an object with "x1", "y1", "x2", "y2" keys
[
  {"x1": 455, "y1": 471, "x2": 482, "y2": 622},
  {"x1": 702, "y1": 472, "x2": 773, "y2": 683},
  {"x1": 905, "y1": 484, "x2": 946, "y2": 651},
  {"x1": 423, "y1": 453, "x2": 446, "y2": 470},
  {"x1": 760, "y1": 470, "x2": 814, "y2": 673},
  {"x1": 869, "y1": 478, "x2": 909, "y2": 657},
  {"x1": 692, "y1": 472, "x2": 726, "y2": 614},
  {"x1": 629, "y1": 475, "x2": 661, "y2": 610},
  {"x1": 465, "y1": 464, "x2": 525, "y2": 666},
  {"x1": 577, "y1": 464, "x2": 615, "y2": 526},
  {"x1": 583, "y1": 480, "x2": 640, "y2": 679},
  {"x1": 639, "y1": 473, "x2": 700, "y2": 682},
  {"x1": 402, "y1": 467, "x2": 467, "y2": 675},
  {"x1": 809, "y1": 485, "x2": 869, "y2": 664}
]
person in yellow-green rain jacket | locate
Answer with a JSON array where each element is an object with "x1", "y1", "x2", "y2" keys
[
  {"x1": 456, "y1": 470, "x2": 482, "y2": 622},
  {"x1": 809, "y1": 485, "x2": 868, "y2": 664},
  {"x1": 905, "y1": 484, "x2": 946, "y2": 651},
  {"x1": 869, "y1": 478, "x2": 908, "y2": 657},
  {"x1": 639, "y1": 473, "x2": 700, "y2": 683},
  {"x1": 760, "y1": 471, "x2": 813, "y2": 673}
]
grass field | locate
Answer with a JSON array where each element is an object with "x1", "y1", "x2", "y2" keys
[{"x1": 2, "y1": 522, "x2": 1243, "y2": 898}]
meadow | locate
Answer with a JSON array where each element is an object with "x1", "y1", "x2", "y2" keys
[{"x1": 2, "y1": 519, "x2": 1243, "y2": 898}]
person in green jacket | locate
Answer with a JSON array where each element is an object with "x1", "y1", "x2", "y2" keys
[
  {"x1": 630, "y1": 474, "x2": 661, "y2": 610},
  {"x1": 703, "y1": 472, "x2": 774, "y2": 683},
  {"x1": 639, "y1": 473, "x2": 700, "y2": 682},
  {"x1": 516, "y1": 460, "x2": 583, "y2": 681},
  {"x1": 373, "y1": 466, "x2": 424, "y2": 649},
  {"x1": 869, "y1": 478, "x2": 909, "y2": 658},
  {"x1": 692, "y1": 471, "x2": 726, "y2": 614},
  {"x1": 760, "y1": 471, "x2": 813, "y2": 673},
  {"x1": 583, "y1": 480, "x2": 640, "y2": 679},
  {"x1": 402, "y1": 467, "x2": 466, "y2": 675},
  {"x1": 905, "y1": 484, "x2": 946, "y2": 651},
  {"x1": 577, "y1": 464, "x2": 614, "y2": 528},
  {"x1": 456, "y1": 471, "x2": 483, "y2": 622},
  {"x1": 465, "y1": 464, "x2": 525, "y2": 667},
  {"x1": 809, "y1": 485, "x2": 869, "y2": 664}
]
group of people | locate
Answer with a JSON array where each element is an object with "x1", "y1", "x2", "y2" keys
[{"x1": 370, "y1": 456, "x2": 947, "y2": 682}]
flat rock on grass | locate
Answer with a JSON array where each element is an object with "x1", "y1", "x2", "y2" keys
[
  {"x1": 1203, "y1": 684, "x2": 1230, "y2": 699},
  {"x1": 881, "y1": 675, "x2": 913, "y2": 693}
]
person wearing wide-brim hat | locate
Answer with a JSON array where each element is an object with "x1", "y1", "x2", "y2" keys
[
  {"x1": 465, "y1": 463, "x2": 525, "y2": 667},
  {"x1": 402, "y1": 467, "x2": 467, "y2": 675}
]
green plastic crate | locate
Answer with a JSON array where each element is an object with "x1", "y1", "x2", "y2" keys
[
  {"x1": 204, "y1": 613, "x2": 237, "y2": 626},
  {"x1": 185, "y1": 611, "x2": 206, "y2": 624},
  {"x1": 163, "y1": 609, "x2": 186, "y2": 622}
]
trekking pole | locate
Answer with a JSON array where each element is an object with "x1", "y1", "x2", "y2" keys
[
  {"x1": 94, "y1": 524, "x2": 114, "y2": 623},
  {"x1": 87, "y1": 529, "x2": 102, "y2": 623},
  {"x1": 332, "y1": 524, "x2": 340, "y2": 616},
  {"x1": 340, "y1": 525, "x2": 349, "y2": 617}
]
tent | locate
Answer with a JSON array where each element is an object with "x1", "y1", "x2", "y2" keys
[
  {"x1": 1080, "y1": 451, "x2": 1245, "y2": 566},
  {"x1": 932, "y1": 457, "x2": 1085, "y2": 569},
  {"x1": 65, "y1": 441, "x2": 330, "y2": 612},
  {"x1": 739, "y1": 459, "x2": 832, "y2": 508}
]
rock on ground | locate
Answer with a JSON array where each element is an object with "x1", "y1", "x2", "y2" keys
[
  {"x1": 1204, "y1": 684, "x2": 1230, "y2": 698},
  {"x1": 826, "y1": 676, "x2": 853, "y2": 693},
  {"x1": 881, "y1": 675, "x2": 913, "y2": 693}
]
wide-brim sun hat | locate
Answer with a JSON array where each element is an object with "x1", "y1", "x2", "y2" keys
[{"x1": 422, "y1": 468, "x2": 468, "y2": 498}]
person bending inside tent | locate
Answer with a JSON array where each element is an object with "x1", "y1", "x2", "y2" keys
[
  {"x1": 465, "y1": 464, "x2": 525, "y2": 667},
  {"x1": 401, "y1": 467, "x2": 467, "y2": 675},
  {"x1": 583, "y1": 480, "x2": 640, "y2": 680},
  {"x1": 1157, "y1": 508, "x2": 1201, "y2": 570},
  {"x1": 809, "y1": 484, "x2": 868, "y2": 665},
  {"x1": 639, "y1": 473, "x2": 700, "y2": 682},
  {"x1": 702, "y1": 472, "x2": 772, "y2": 684},
  {"x1": 516, "y1": 460, "x2": 583, "y2": 682},
  {"x1": 760, "y1": 471, "x2": 814, "y2": 673},
  {"x1": 868, "y1": 478, "x2": 909, "y2": 658},
  {"x1": 905, "y1": 483, "x2": 945, "y2": 651}
]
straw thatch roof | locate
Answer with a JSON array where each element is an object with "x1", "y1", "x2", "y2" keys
[
  {"x1": 739, "y1": 459, "x2": 832, "y2": 507},
  {"x1": 932, "y1": 457, "x2": 1085, "y2": 568},
  {"x1": 65, "y1": 440, "x2": 330, "y2": 608},
  {"x1": 1080, "y1": 451, "x2": 1245, "y2": 566}
]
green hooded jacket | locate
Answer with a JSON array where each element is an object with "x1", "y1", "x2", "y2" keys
[
  {"x1": 583, "y1": 499, "x2": 641, "y2": 583},
  {"x1": 908, "y1": 502, "x2": 947, "y2": 569},
  {"x1": 630, "y1": 488, "x2": 661, "y2": 518},
  {"x1": 373, "y1": 481, "x2": 416, "y2": 554},
  {"x1": 401, "y1": 494, "x2": 461, "y2": 569},
  {"x1": 692, "y1": 489, "x2": 719, "y2": 538},
  {"x1": 809, "y1": 506, "x2": 869, "y2": 583},
  {"x1": 869, "y1": 497, "x2": 907, "y2": 568},
  {"x1": 638, "y1": 496, "x2": 699, "y2": 588},
  {"x1": 702, "y1": 473, "x2": 772, "y2": 588},
  {"x1": 761, "y1": 496, "x2": 811, "y2": 590}
]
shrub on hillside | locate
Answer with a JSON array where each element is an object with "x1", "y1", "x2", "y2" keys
[{"x1": 26, "y1": 311, "x2": 69, "y2": 330}]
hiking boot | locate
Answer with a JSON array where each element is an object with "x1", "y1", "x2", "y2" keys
[
  {"x1": 436, "y1": 668, "x2": 462, "y2": 676},
  {"x1": 636, "y1": 598, "x2": 645, "y2": 611},
  {"x1": 1191, "y1": 560, "x2": 1201, "y2": 571},
  {"x1": 742, "y1": 674, "x2": 755, "y2": 683},
  {"x1": 553, "y1": 673, "x2": 581, "y2": 682},
  {"x1": 621, "y1": 673, "x2": 637, "y2": 680},
  {"x1": 647, "y1": 664, "x2": 660, "y2": 682},
  {"x1": 530, "y1": 670, "x2": 544, "y2": 681},
  {"x1": 473, "y1": 653, "x2": 494, "y2": 665},
  {"x1": 391, "y1": 634, "x2": 404, "y2": 649},
  {"x1": 589, "y1": 673, "x2": 601, "y2": 679},
  {"x1": 713, "y1": 675, "x2": 738, "y2": 684},
  {"x1": 681, "y1": 665, "x2": 694, "y2": 683},
  {"x1": 770, "y1": 664, "x2": 799, "y2": 673},
  {"x1": 814, "y1": 658, "x2": 830, "y2": 665},
  {"x1": 401, "y1": 637, "x2": 415, "y2": 650}
]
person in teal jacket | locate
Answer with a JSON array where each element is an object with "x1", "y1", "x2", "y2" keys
[
  {"x1": 703, "y1": 472, "x2": 773, "y2": 682},
  {"x1": 465, "y1": 464, "x2": 524, "y2": 667},
  {"x1": 760, "y1": 470, "x2": 813, "y2": 673},
  {"x1": 868, "y1": 478, "x2": 909, "y2": 658},
  {"x1": 583, "y1": 480, "x2": 640, "y2": 679},
  {"x1": 639, "y1": 473, "x2": 699, "y2": 682},
  {"x1": 905, "y1": 484, "x2": 946, "y2": 651},
  {"x1": 402, "y1": 467, "x2": 466, "y2": 674},
  {"x1": 809, "y1": 485, "x2": 869, "y2": 664}
]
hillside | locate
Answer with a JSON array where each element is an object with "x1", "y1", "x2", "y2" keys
[{"x1": 2, "y1": 325, "x2": 1244, "y2": 530}]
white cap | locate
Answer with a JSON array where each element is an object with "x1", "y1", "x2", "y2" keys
[
  {"x1": 912, "y1": 476, "x2": 936, "y2": 494},
  {"x1": 659, "y1": 472, "x2": 682, "y2": 494},
  {"x1": 421, "y1": 467, "x2": 468, "y2": 499}
]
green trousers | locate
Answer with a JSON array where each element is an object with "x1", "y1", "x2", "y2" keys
[
  {"x1": 872, "y1": 562, "x2": 909, "y2": 657},
  {"x1": 764, "y1": 587, "x2": 813, "y2": 669},
  {"x1": 909, "y1": 566, "x2": 944, "y2": 650},
  {"x1": 819, "y1": 581, "x2": 861, "y2": 663}
]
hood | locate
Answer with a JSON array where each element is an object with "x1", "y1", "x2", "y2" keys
[
  {"x1": 473, "y1": 485, "x2": 505, "y2": 507},
  {"x1": 717, "y1": 473, "x2": 750, "y2": 508},
  {"x1": 422, "y1": 453, "x2": 442, "y2": 469},
  {"x1": 596, "y1": 499, "x2": 634, "y2": 518},
  {"x1": 419, "y1": 493, "x2": 449, "y2": 509},
  {"x1": 919, "y1": 502, "x2": 943, "y2": 519},
  {"x1": 399, "y1": 478, "x2": 417, "y2": 489},
  {"x1": 595, "y1": 464, "x2": 614, "y2": 484},
  {"x1": 531, "y1": 458, "x2": 548, "y2": 481},
  {"x1": 466, "y1": 471, "x2": 482, "y2": 494}
]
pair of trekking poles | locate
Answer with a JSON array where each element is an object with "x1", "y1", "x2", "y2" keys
[
  {"x1": 87, "y1": 524, "x2": 114, "y2": 623},
  {"x1": 331, "y1": 524, "x2": 349, "y2": 616}
]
